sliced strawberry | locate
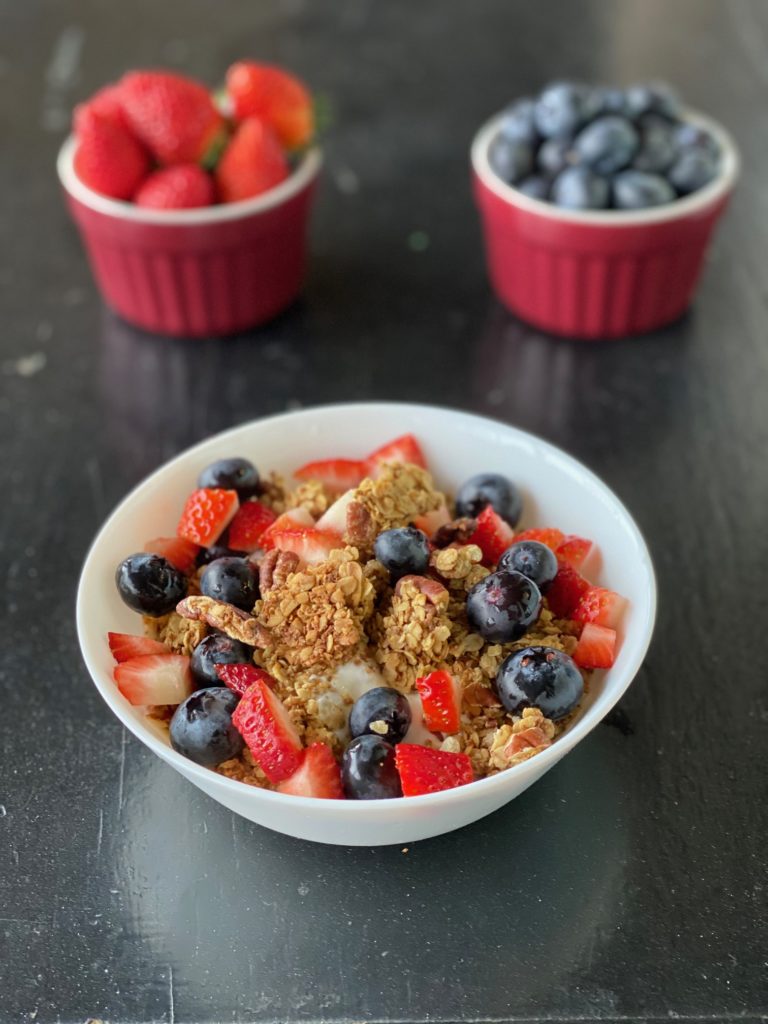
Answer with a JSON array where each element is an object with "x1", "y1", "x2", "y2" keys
[
  {"x1": 315, "y1": 489, "x2": 356, "y2": 536},
  {"x1": 513, "y1": 527, "x2": 565, "y2": 551},
  {"x1": 232, "y1": 678, "x2": 303, "y2": 783},
  {"x1": 268, "y1": 527, "x2": 341, "y2": 565},
  {"x1": 572, "y1": 586, "x2": 627, "y2": 629},
  {"x1": 395, "y1": 743, "x2": 474, "y2": 797},
  {"x1": 394, "y1": 575, "x2": 449, "y2": 604},
  {"x1": 215, "y1": 663, "x2": 277, "y2": 697},
  {"x1": 413, "y1": 504, "x2": 451, "y2": 537},
  {"x1": 365, "y1": 433, "x2": 427, "y2": 473},
  {"x1": 143, "y1": 536, "x2": 200, "y2": 574},
  {"x1": 276, "y1": 743, "x2": 344, "y2": 799},
  {"x1": 114, "y1": 654, "x2": 193, "y2": 706},
  {"x1": 556, "y1": 534, "x2": 593, "y2": 569},
  {"x1": 504, "y1": 726, "x2": 552, "y2": 757},
  {"x1": 294, "y1": 458, "x2": 366, "y2": 493},
  {"x1": 415, "y1": 670, "x2": 462, "y2": 734},
  {"x1": 260, "y1": 507, "x2": 315, "y2": 550},
  {"x1": 573, "y1": 622, "x2": 617, "y2": 669},
  {"x1": 470, "y1": 505, "x2": 515, "y2": 566},
  {"x1": 227, "y1": 500, "x2": 277, "y2": 552},
  {"x1": 546, "y1": 564, "x2": 591, "y2": 618},
  {"x1": 177, "y1": 488, "x2": 239, "y2": 547},
  {"x1": 108, "y1": 632, "x2": 167, "y2": 663}
]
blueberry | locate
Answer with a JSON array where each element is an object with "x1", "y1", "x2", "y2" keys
[
  {"x1": 592, "y1": 86, "x2": 629, "y2": 118},
  {"x1": 534, "y1": 81, "x2": 591, "y2": 138},
  {"x1": 668, "y1": 149, "x2": 719, "y2": 195},
  {"x1": 466, "y1": 570, "x2": 542, "y2": 643},
  {"x1": 197, "y1": 457, "x2": 259, "y2": 499},
  {"x1": 573, "y1": 116, "x2": 639, "y2": 175},
  {"x1": 195, "y1": 535, "x2": 247, "y2": 566},
  {"x1": 349, "y1": 687, "x2": 412, "y2": 744},
  {"x1": 498, "y1": 98, "x2": 538, "y2": 143},
  {"x1": 536, "y1": 137, "x2": 573, "y2": 177},
  {"x1": 516, "y1": 175, "x2": 550, "y2": 201},
  {"x1": 489, "y1": 134, "x2": 534, "y2": 184},
  {"x1": 498, "y1": 541, "x2": 558, "y2": 589},
  {"x1": 625, "y1": 82, "x2": 681, "y2": 121},
  {"x1": 200, "y1": 557, "x2": 258, "y2": 611},
  {"x1": 190, "y1": 634, "x2": 253, "y2": 689},
  {"x1": 170, "y1": 687, "x2": 244, "y2": 767},
  {"x1": 374, "y1": 527, "x2": 430, "y2": 582},
  {"x1": 632, "y1": 115, "x2": 677, "y2": 173},
  {"x1": 612, "y1": 170, "x2": 676, "y2": 209},
  {"x1": 115, "y1": 553, "x2": 186, "y2": 617},
  {"x1": 551, "y1": 167, "x2": 610, "y2": 210},
  {"x1": 495, "y1": 646, "x2": 583, "y2": 721},
  {"x1": 342, "y1": 735, "x2": 402, "y2": 799},
  {"x1": 455, "y1": 473, "x2": 522, "y2": 526},
  {"x1": 674, "y1": 122, "x2": 720, "y2": 159}
]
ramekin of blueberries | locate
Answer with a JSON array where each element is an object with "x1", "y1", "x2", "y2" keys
[{"x1": 471, "y1": 80, "x2": 739, "y2": 339}]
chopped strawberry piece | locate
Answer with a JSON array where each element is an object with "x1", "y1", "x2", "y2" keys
[
  {"x1": 143, "y1": 536, "x2": 200, "y2": 574},
  {"x1": 293, "y1": 458, "x2": 366, "y2": 493},
  {"x1": 260, "y1": 508, "x2": 315, "y2": 549},
  {"x1": 114, "y1": 654, "x2": 193, "y2": 706},
  {"x1": 276, "y1": 743, "x2": 344, "y2": 799},
  {"x1": 232, "y1": 678, "x2": 303, "y2": 783},
  {"x1": 365, "y1": 433, "x2": 427, "y2": 473},
  {"x1": 227, "y1": 500, "x2": 277, "y2": 552},
  {"x1": 513, "y1": 527, "x2": 565, "y2": 551},
  {"x1": 415, "y1": 670, "x2": 462, "y2": 734},
  {"x1": 470, "y1": 505, "x2": 515, "y2": 566},
  {"x1": 413, "y1": 504, "x2": 451, "y2": 537},
  {"x1": 215, "y1": 663, "x2": 277, "y2": 697},
  {"x1": 394, "y1": 575, "x2": 448, "y2": 604},
  {"x1": 504, "y1": 727, "x2": 552, "y2": 757},
  {"x1": 395, "y1": 744, "x2": 474, "y2": 796},
  {"x1": 572, "y1": 586, "x2": 628, "y2": 629},
  {"x1": 545, "y1": 564, "x2": 590, "y2": 618},
  {"x1": 315, "y1": 489, "x2": 356, "y2": 536},
  {"x1": 267, "y1": 527, "x2": 341, "y2": 565},
  {"x1": 177, "y1": 488, "x2": 239, "y2": 547},
  {"x1": 556, "y1": 534, "x2": 593, "y2": 569},
  {"x1": 573, "y1": 623, "x2": 617, "y2": 669},
  {"x1": 108, "y1": 632, "x2": 167, "y2": 663}
]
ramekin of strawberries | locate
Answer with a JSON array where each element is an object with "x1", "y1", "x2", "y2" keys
[{"x1": 57, "y1": 63, "x2": 321, "y2": 337}]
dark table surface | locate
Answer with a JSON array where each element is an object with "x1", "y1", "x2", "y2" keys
[{"x1": 2, "y1": 1, "x2": 767, "y2": 1022}]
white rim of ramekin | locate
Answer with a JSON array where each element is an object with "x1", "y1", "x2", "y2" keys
[
  {"x1": 471, "y1": 107, "x2": 740, "y2": 226},
  {"x1": 57, "y1": 133, "x2": 323, "y2": 225}
]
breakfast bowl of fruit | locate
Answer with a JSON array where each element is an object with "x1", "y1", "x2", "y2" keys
[
  {"x1": 76, "y1": 403, "x2": 656, "y2": 845},
  {"x1": 472, "y1": 81, "x2": 739, "y2": 339},
  {"x1": 57, "y1": 62, "x2": 321, "y2": 337}
]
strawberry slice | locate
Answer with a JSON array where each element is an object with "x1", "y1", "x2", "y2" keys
[
  {"x1": 232, "y1": 678, "x2": 303, "y2": 783},
  {"x1": 143, "y1": 536, "x2": 200, "y2": 574},
  {"x1": 412, "y1": 504, "x2": 451, "y2": 537},
  {"x1": 394, "y1": 575, "x2": 449, "y2": 604},
  {"x1": 572, "y1": 586, "x2": 627, "y2": 629},
  {"x1": 260, "y1": 508, "x2": 315, "y2": 550},
  {"x1": 177, "y1": 488, "x2": 239, "y2": 547},
  {"x1": 504, "y1": 727, "x2": 552, "y2": 757},
  {"x1": 395, "y1": 744, "x2": 474, "y2": 797},
  {"x1": 315, "y1": 489, "x2": 356, "y2": 536},
  {"x1": 276, "y1": 743, "x2": 344, "y2": 799},
  {"x1": 114, "y1": 654, "x2": 193, "y2": 706},
  {"x1": 268, "y1": 527, "x2": 341, "y2": 565},
  {"x1": 215, "y1": 663, "x2": 277, "y2": 698},
  {"x1": 365, "y1": 433, "x2": 427, "y2": 473},
  {"x1": 556, "y1": 534, "x2": 593, "y2": 569},
  {"x1": 513, "y1": 527, "x2": 565, "y2": 551},
  {"x1": 470, "y1": 505, "x2": 515, "y2": 566},
  {"x1": 294, "y1": 458, "x2": 367, "y2": 493},
  {"x1": 415, "y1": 670, "x2": 462, "y2": 734},
  {"x1": 108, "y1": 632, "x2": 168, "y2": 663},
  {"x1": 546, "y1": 564, "x2": 590, "y2": 618},
  {"x1": 573, "y1": 622, "x2": 617, "y2": 669},
  {"x1": 227, "y1": 500, "x2": 277, "y2": 552}
]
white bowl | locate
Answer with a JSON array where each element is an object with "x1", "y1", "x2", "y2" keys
[{"x1": 77, "y1": 403, "x2": 656, "y2": 846}]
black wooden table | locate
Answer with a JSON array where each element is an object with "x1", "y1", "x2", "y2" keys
[{"x1": 2, "y1": 1, "x2": 766, "y2": 1021}]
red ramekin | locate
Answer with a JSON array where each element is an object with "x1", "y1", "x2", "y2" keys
[
  {"x1": 471, "y1": 110, "x2": 739, "y2": 340},
  {"x1": 58, "y1": 137, "x2": 322, "y2": 338}
]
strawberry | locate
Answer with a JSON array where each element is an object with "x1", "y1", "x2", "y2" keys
[
  {"x1": 556, "y1": 534, "x2": 593, "y2": 569},
  {"x1": 470, "y1": 505, "x2": 515, "y2": 565},
  {"x1": 545, "y1": 564, "x2": 590, "y2": 618},
  {"x1": 267, "y1": 527, "x2": 341, "y2": 565},
  {"x1": 119, "y1": 70, "x2": 226, "y2": 166},
  {"x1": 276, "y1": 743, "x2": 344, "y2": 799},
  {"x1": 74, "y1": 83, "x2": 128, "y2": 134},
  {"x1": 134, "y1": 164, "x2": 215, "y2": 209},
  {"x1": 513, "y1": 527, "x2": 565, "y2": 551},
  {"x1": 395, "y1": 744, "x2": 474, "y2": 796},
  {"x1": 73, "y1": 110, "x2": 150, "y2": 200},
  {"x1": 107, "y1": 632, "x2": 167, "y2": 663},
  {"x1": 226, "y1": 61, "x2": 314, "y2": 149},
  {"x1": 412, "y1": 504, "x2": 451, "y2": 537},
  {"x1": 504, "y1": 726, "x2": 552, "y2": 757},
  {"x1": 215, "y1": 117, "x2": 289, "y2": 203},
  {"x1": 231, "y1": 678, "x2": 303, "y2": 782},
  {"x1": 215, "y1": 663, "x2": 277, "y2": 697},
  {"x1": 395, "y1": 575, "x2": 448, "y2": 604},
  {"x1": 114, "y1": 653, "x2": 193, "y2": 705},
  {"x1": 365, "y1": 433, "x2": 427, "y2": 473},
  {"x1": 572, "y1": 586, "x2": 627, "y2": 629},
  {"x1": 315, "y1": 489, "x2": 356, "y2": 535},
  {"x1": 177, "y1": 488, "x2": 239, "y2": 547},
  {"x1": 260, "y1": 507, "x2": 315, "y2": 549},
  {"x1": 573, "y1": 622, "x2": 617, "y2": 669},
  {"x1": 293, "y1": 458, "x2": 366, "y2": 493},
  {"x1": 143, "y1": 536, "x2": 200, "y2": 574},
  {"x1": 415, "y1": 670, "x2": 462, "y2": 734},
  {"x1": 227, "y1": 500, "x2": 277, "y2": 552}
]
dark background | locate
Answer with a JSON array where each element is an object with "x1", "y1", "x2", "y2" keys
[{"x1": 1, "y1": 1, "x2": 766, "y2": 1022}]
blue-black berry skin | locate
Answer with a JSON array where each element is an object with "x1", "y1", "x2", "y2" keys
[
  {"x1": 116, "y1": 553, "x2": 187, "y2": 617},
  {"x1": 466, "y1": 570, "x2": 542, "y2": 643},
  {"x1": 632, "y1": 115, "x2": 677, "y2": 174},
  {"x1": 197, "y1": 458, "x2": 260, "y2": 499},
  {"x1": 551, "y1": 167, "x2": 610, "y2": 210},
  {"x1": 495, "y1": 646, "x2": 583, "y2": 722},
  {"x1": 625, "y1": 82, "x2": 681, "y2": 122},
  {"x1": 498, "y1": 98, "x2": 538, "y2": 144},
  {"x1": 342, "y1": 735, "x2": 402, "y2": 799},
  {"x1": 668, "y1": 149, "x2": 719, "y2": 195},
  {"x1": 517, "y1": 175, "x2": 550, "y2": 201},
  {"x1": 573, "y1": 116, "x2": 639, "y2": 176},
  {"x1": 455, "y1": 473, "x2": 522, "y2": 526},
  {"x1": 200, "y1": 557, "x2": 259, "y2": 611},
  {"x1": 489, "y1": 135, "x2": 534, "y2": 184},
  {"x1": 373, "y1": 527, "x2": 430, "y2": 582},
  {"x1": 536, "y1": 137, "x2": 572, "y2": 177},
  {"x1": 498, "y1": 541, "x2": 558, "y2": 589},
  {"x1": 613, "y1": 171, "x2": 676, "y2": 209},
  {"x1": 349, "y1": 687, "x2": 412, "y2": 744},
  {"x1": 190, "y1": 634, "x2": 253, "y2": 689},
  {"x1": 170, "y1": 687, "x2": 244, "y2": 767},
  {"x1": 534, "y1": 82, "x2": 590, "y2": 139}
]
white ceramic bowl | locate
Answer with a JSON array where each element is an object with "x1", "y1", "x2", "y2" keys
[{"x1": 77, "y1": 403, "x2": 656, "y2": 846}]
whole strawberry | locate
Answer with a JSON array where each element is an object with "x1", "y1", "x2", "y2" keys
[
  {"x1": 215, "y1": 117, "x2": 289, "y2": 203},
  {"x1": 134, "y1": 164, "x2": 215, "y2": 209},
  {"x1": 73, "y1": 82, "x2": 129, "y2": 135},
  {"x1": 74, "y1": 109, "x2": 150, "y2": 200},
  {"x1": 120, "y1": 70, "x2": 226, "y2": 166},
  {"x1": 226, "y1": 61, "x2": 314, "y2": 149}
]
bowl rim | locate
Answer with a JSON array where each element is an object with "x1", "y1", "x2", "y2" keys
[
  {"x1": 76, "y1": 401, "x2": 658, "y2": 816},
  {"x1": 471, "y1": 106, "x2": 740, "y2": 226},
  {"x1": 57, "y1": 133, "x2": 323, "y2": 225}
]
